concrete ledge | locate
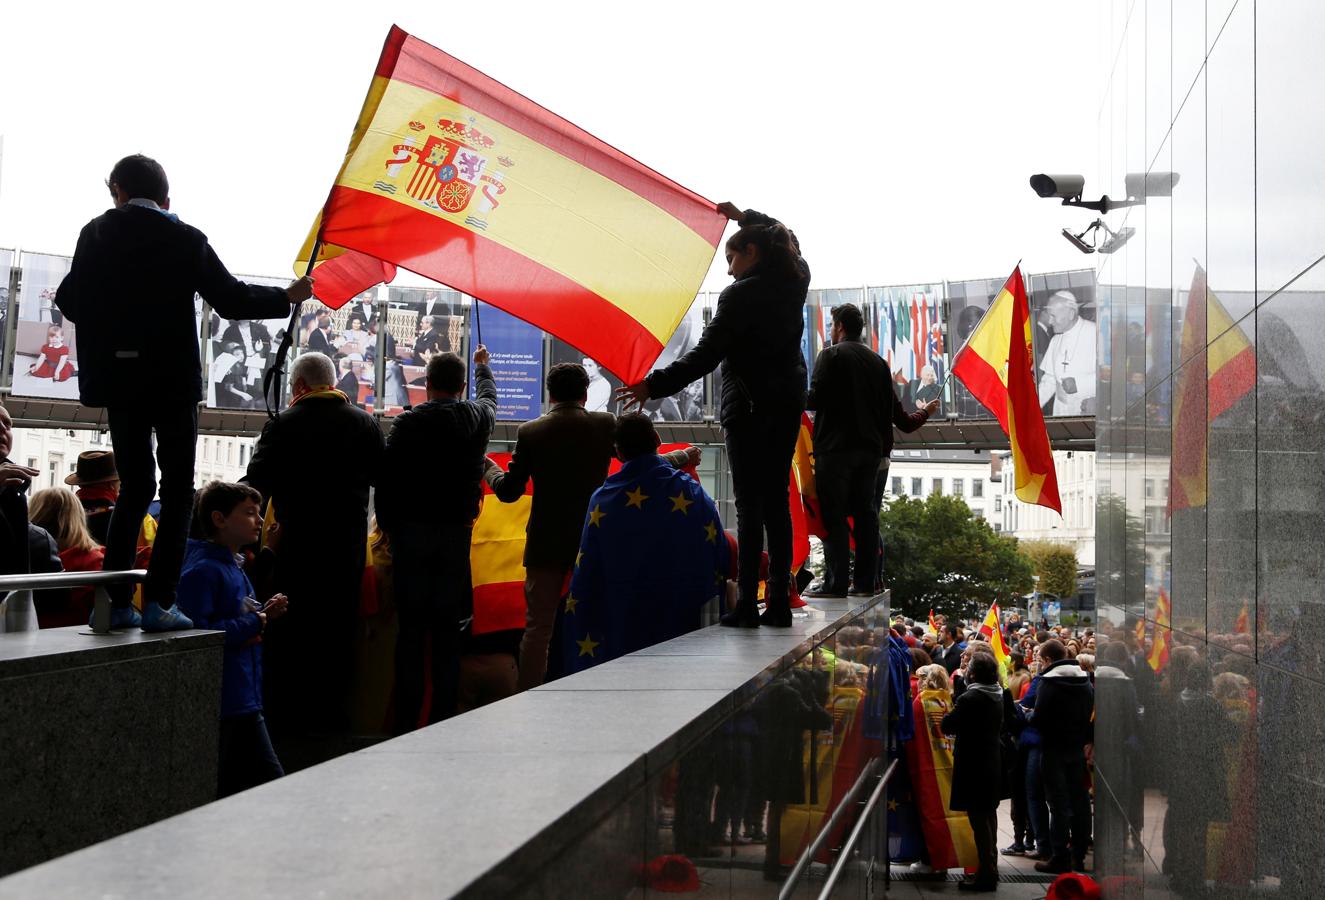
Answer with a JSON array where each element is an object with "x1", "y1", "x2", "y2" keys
[
  {"x1": 0, "y1": 596, "x2": 882, "y2": 898},
  {"x1": 0, "y1": 627, "x2": 224, "y2": 877}
]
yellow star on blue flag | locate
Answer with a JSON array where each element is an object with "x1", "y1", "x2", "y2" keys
[{"x1": 563, "y1": 451, "x2": 728, "y2": 675}]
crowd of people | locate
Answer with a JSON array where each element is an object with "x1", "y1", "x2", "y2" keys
[{"x1": 887, "y1": 613, "x2": 1095, "y2": 892}]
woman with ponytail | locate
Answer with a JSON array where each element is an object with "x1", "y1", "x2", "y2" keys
[{"x1": 618, "y1": 203, "x2": 809, "y2": 628}]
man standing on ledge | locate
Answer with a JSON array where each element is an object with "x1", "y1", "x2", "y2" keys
[
  {"x1": 56, "y1": 154, "x2": 311, "y2": 631},
  {"x1": 806, "y1": 303, "x2": 935, "y2": 598}
]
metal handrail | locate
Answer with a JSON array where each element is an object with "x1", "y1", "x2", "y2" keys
[
  {"x1": 778, "y1": 756, "x2": 882, "y2": 900},
  {"x1": 0, "y1": 569, "x2": 147, "y2": 590},
  {"x1": 817, "y1": 758, "x2": 898, "y2": 899},
  {"x1": 0, "y1": 569, "x2": 147, "y2": 635}
]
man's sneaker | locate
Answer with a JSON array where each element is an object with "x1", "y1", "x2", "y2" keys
[
  {"x1": 1028, "y1": 847, "x2": 1053, "y2": 861},
  {"x1": 91, "y1": 606, "x2": 142, "y2": 630},
  {"x1": 1000, "y1": 842, "x2": 1027, "y2": 856},
  {"x1": 141, "y1": 602, "x2": 194, "y2": 632},
  {"x1": 908, "y1": 862, "x2": 937, "y2": 875}
]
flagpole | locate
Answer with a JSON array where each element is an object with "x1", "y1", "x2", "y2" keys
[
  {"x1": 940, "y1": 259, "x2": 1023, "y2": 397},
  {"x1": 263, "y1": 240, "x2": 320, "y2": 418}
]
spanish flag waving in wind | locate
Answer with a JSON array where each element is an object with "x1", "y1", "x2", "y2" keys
[
  {"x1": 296, "y1": 26, "x2": 726, "y2": 383},
  {"x1": 951, "y1": 266, "x2": 1062, "y2": 513}
]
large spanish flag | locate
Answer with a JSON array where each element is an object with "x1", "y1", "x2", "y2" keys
[
  {"x1": 951, "y1": 266, "x2": 1062, "y2": 513},
  {"x1": 904, "y1": 689, "x2": 978, "y2": 869},
  {"x1": 296, "y1": 26, "x2": 726, "y2": 384}
]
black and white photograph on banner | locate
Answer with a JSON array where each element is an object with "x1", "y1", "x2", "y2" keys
[
  {"x1": 1027, "y1": 270, "x2": 1098, "y2": 417},
  {"x1": 206, "y1": 273, "x2": 293, "y2": 410},
  {"x1": 548, "y1": 338, "x2": 620, "y2": 416},
  {"x1": 637, "y1": 297, "x2": 707, "y2": 422},
  {"x1": 946, "y1": 277, "x2": 1004, "y2": 419},
  {"x1": 295, "y1": 287, "x2": 382, "y2": 411},
  {"x1": 11, "y1": 252, "x2": 79, "y2": 400},
  {"x1": 384, "y1": 286, "x2": 468, "y2": 413}
]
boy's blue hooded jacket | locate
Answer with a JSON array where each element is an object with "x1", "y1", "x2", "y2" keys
[{"x1": 177, "y1": 539, "x2": 264, "y2": 717}]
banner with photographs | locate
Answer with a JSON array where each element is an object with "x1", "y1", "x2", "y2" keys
[
  {"x1": 870, "y1": 284, "x2": 945, "y2": 415},
  {"x1": 12, "y1": 252, "x2": 78, "y2": 400},
  {"x1": 469, "y1": 300, "x2": 543, "y2": 420},
  {"x1": 205, "y1": 274, "x2": 295, "y2": 410},
  {"x1": 383, "y1": 287, "x2": 467, "y2": 414},
  {"x1": 1027, "y1": 270, "x2": 1098, "y2": 417}
]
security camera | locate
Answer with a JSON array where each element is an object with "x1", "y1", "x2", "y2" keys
[
  {"x1": 1124, "y1": 171, "x2": 1180, "y2": 200},
  {"x1": 1030, "y1": 174, "x2": 1085, "y2": 200}
]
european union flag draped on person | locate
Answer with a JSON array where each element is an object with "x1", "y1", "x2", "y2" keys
[{"x1": 563, "y1": 455, "x2": 728, "y2": 673}]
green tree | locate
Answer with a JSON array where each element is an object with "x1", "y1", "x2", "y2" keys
[
  {"x1": 1020, "y1": 540, "x2": 1079, "y2": 599},
  {"x1": 879, "y1": 493, "x2": 1034, "y2": 621}
]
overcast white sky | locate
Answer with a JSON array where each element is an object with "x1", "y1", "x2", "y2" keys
[{"x1": 0, "y1": 1, "x2": 1110, "y2": 294}]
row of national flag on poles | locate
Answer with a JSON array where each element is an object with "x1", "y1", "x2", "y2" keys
[{"x1": 869, "y1": 293, "x2": 946, "y2": 385}]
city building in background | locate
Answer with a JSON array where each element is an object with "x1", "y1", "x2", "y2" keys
[
  {"x1": 1000, "y1": 449, "x2": 1097, "y2": 566},
  {"x1": 883, "y1": 448, "x2": 1000, "y2": 531}
]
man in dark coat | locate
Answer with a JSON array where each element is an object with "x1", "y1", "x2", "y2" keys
[
  {"x1": 1029, "y1": 639, "x2": 1094, "y2": 873},
  {"x1": 377, "y1": 346, "x2": 496, "y2": 732},
  {"x1": 54, "y1": 154, "x2": 310, "y2": 631},
  {"x1": 806, "y1": 302, "x2": 934, "y2": 597},
  {"x1": 242, "y1": 350, "x2": 384, "y2": 768},
  {"x1": 942, "y1": 652, "x2": 1005, "y2": 892}
]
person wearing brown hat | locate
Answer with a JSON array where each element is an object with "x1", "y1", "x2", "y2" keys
[{"x1": 65, "y1": 450, "x2": 119, "y2": 546}]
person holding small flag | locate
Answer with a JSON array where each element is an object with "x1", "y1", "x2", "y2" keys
[{"x1": 561, "y1": 414, "x2": 728, "y2": 673}]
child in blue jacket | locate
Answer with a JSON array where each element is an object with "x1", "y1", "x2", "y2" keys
[{"x1": 178, "y1": 481, "x2": 289, "y2": 797}]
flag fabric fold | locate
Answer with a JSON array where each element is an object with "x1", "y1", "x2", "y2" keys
[
  {"x1": 296, "y1": 25, "x2": 726, "y2": 384},
  {"x1": 976, "y1": 601, "x2": 1011, "y2": 673},
  {"x1": 951, "y1": 265, "x2": 1062, "y2": 513}
]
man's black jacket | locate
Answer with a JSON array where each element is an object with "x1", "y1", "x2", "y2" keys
[
  {"x1": 807, "y1": 338, "x2": 929, "y2": 455},
  {"x1": 1031, "y1": 658, "x2": 1095, "y2": 749},
  {"x1": 645, "y1": 211, "x2": 808, "y2": 426},
  {"x1": 377, "y1": 365, "x2": 497, "y2": 534},
  {"x1": 243, "y1": 393, "x2": 384, "y2": 555},
  {"x1": 55, "y1": 204, "x2": 291, "y2": 407}
]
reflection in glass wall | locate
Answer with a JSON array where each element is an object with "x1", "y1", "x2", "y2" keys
[
  {"x1": 12, "y1": 252, "x2": 78, "y2": 401},
  {"x1": 1095, "y1": 3, "x2": 1325, "y2": 895}
]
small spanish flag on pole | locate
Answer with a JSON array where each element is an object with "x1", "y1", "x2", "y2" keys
[
  {"x1": 951, "y1": 265, "x2": 1062, "y2": 514},
  {"x1": 928, "y1": 609, "x2": 938, "y2": 635},
  {"x1": 976, "y1": 601, "x2": 1011, "y2": 674}
]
